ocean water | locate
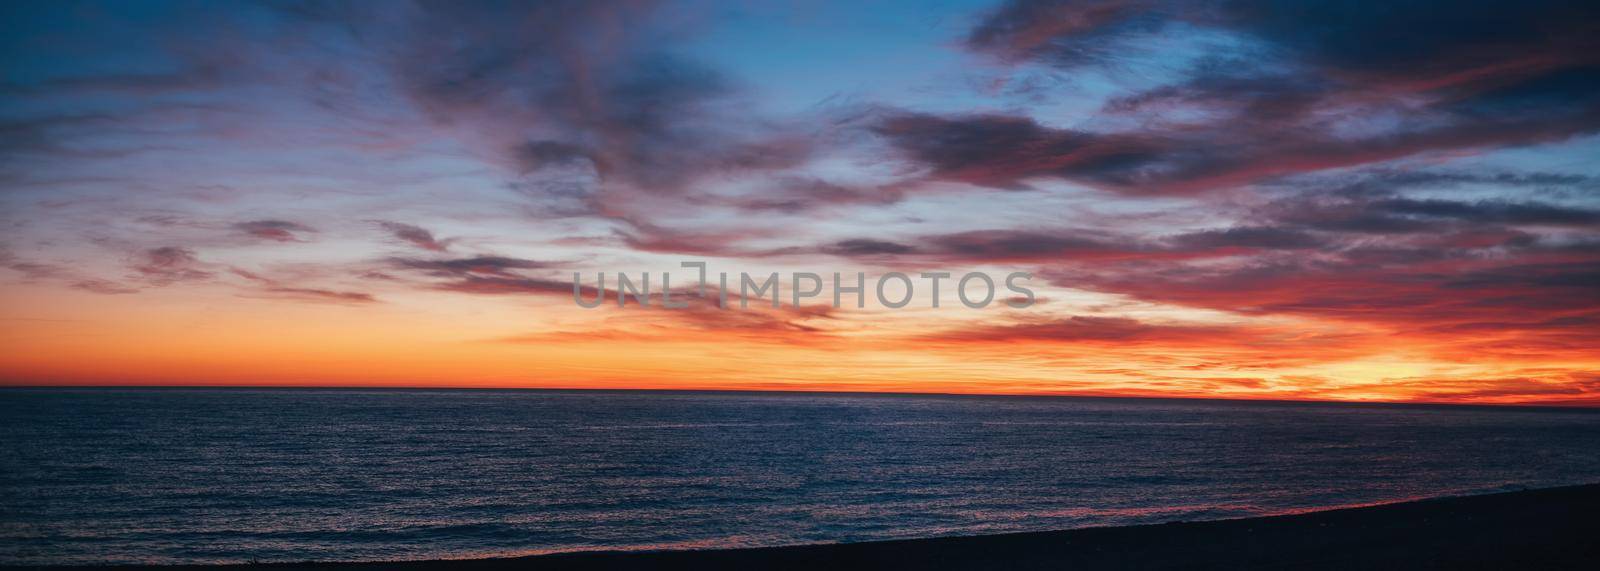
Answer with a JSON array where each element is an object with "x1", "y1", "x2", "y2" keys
[{"x1": 2, "y1": 389, "x2": 1598, "y2": 565}]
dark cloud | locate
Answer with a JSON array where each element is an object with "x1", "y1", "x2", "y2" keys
[
  {"x1": 923, "y1": 315, "x2": 1241, "y2": 345},
  {"x1": 971, "y1": 1, "x2": 1599, "y2": 77},
  {"x1": 234, "y1": 220, "x2": 316, "y2": 242},
  {"x1": 872, "y1": 112, "x2": 1168, "y2": 191},
  {"x1": 384, "y1": 254, "x2": 584, "y2": 299},
  {"x1": 3, "y1": 249, "x2": 139, "y2": 294},
  {"x1": 71, "y1": 279, "x2": 139, "y2": 295},
  {"x1": 1050, "y1": 255, "x2": 1600, "y2": 360},
  {"x1": 389, "y1": 256, "x2": 553, "y2": 278},
  {"x1": 929, "y1": 229, "x2": 1135, "y2": 260},
  {"x1": 912, "y1": 315, "x2": 1376, "y2": 370},
  {"x1": 1372, "y1": 199, "x2": 1600, "y2": 227},
  {"x1": 432, "y1": 276, "x2": 584, "y2": 297},
  {"x1": 1333, "y1": 374, "x2": 1600, "y2": 403},
  {"x1": 610, "y1": 218, "x2": 763, "y2": 257},
  {"x1": 495, "y1": 282, "x2": 838, "y2": 344},
  {"x1": 0, "y1": 65, "x2": 225, "y2": 98},
  {"x1": 230, "y1": 268, "x2": 377, "y2": 304},
  {"x1": 1224, "y1": 1, "x2": 1597, "y2": 77},
  {"x1": 0, "y1": 113, "x2": 136, "y2": 174},
  {"x1": 409, "y1": 258, "x2": 833, "y2": 340},
  {"x1": 1, "y1": 259, "x2": 68, "y2": 281},
  {"x1": 873, "y1": 102, "x2": 1600, "y2": 195},
  {"x1": 966, "y1": 0, "x2": 1165, "y2": 67},
  {"x1": 1427, "y1": 314, "x2": 1600, "y2": 335},
  {"x1": 255, "y1": 286, "x2": 377, "y2": 304},
  {"x1": 1167, "y1": 226, "x2": 1324, "y2": 250},
  {"x1": 729, "y1": 178, "x2": 900, "y2": 214},
  {"x1": 132, "y1": 247, "x2": 212, "y2": 285},
  {"x1": 1443, "y1": 261, "x2": 1600, "y2": 292},
  {"x1": 1274, "y1": 203, "x2": 1442, "y2": 235},
  {"x1": 376, "y1": 221, "x2": 450, "y2": 252},
  {"x1": 1266, "y1": 195, "x2": 1600, "y2": 235},
  {"x1": 820, "y1": 226, "x2": 1324, "y2": 264},
  {"x1": 513, "y1": 140, "x2": 598, "y2": 173},
  {"x1": 392, "y1": 0, "x2": 813, "y2": 209},
  {"x1": 907, "y1": 1, "x2": 1600, "y2": 194},
  {"x1": 1292, "y1": 169, "x2": 1597, "y2": 198},
  {"x1": 824, "y1": 239, "x2": 917, "y2": 256}
]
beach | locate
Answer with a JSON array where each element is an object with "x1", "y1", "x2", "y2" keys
[{"x1": 21, "y1": 483, "x2": 1598, "y2": 570}]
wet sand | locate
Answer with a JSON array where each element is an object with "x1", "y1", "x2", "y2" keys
[{"x1": 26, "y1": 483, "x2": 1599, "y2": 570}]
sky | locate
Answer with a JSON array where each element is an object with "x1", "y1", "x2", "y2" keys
[{"x1": 2, "y1": 0, "x2": 1598, "y2": 405}]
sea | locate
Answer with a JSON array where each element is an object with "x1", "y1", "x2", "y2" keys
[{"x1": 2, "y1": 388, "x2": 1598, "y2": 565}]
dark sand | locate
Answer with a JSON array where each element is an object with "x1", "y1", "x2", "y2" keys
[{"x1": 23, "y1": 484, "x2": 1599, "y2": 570}]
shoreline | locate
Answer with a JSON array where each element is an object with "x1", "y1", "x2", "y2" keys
[{"x1": 18, "y1": 483, "x2": 1600, "y2": 570}]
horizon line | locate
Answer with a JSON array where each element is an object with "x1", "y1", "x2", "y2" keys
[{"x1": 4, "y1": 383, "x2": 1597, "y2": 411}]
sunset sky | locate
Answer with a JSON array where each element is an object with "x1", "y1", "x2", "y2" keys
[{"x1": 2, "y1": 0, "x2": 1597, "y2": 405}]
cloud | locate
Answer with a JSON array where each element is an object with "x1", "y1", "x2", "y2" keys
[
  {"x1": 389, "y1": 0, "x2": 815, "y2": 214},
  {"x1": 1166, "y1": 226, "x2": 1325, "y2": 250},
  {"x1": 71, "y1": 279, "x2": 139, "y2": 295},
  {"x1": 913, "y1": 314, "x2": 1386, "y2": 372},
  {"x1": 727, "y1": 177, "x2": 902, "y2": 214},
  {"x1": 1368, "y1": 199, "x2": 1600, "y2": 227},
  {"x1": 610, "y1": 218, "x2": 781, "y2": 257},
  {"x1": 382, "y1": 254, "x2": 594, "y2": 299},
  {"x1": 388, "y1": 256, "x2": 554, "y2": 278},
  {"x1": 816, "y1": 226, "x2": 1323, "y2": 265},
  {"x1": 1316, "y1": 372, "x2": 1600, "y2": 404},
  {"x1": 431, "y1": 276, "x2": 585, "y2": 297},
  {"x1": 229, "y1": 268, "x2": 376, "y2": 304},
  {"x1": 382, "y1": 247, "x2": 840, "y2": 341},
  {"x1": 1, "y1": 259, "x2": 69, "y2": 281},
  {"x1": 824, "y1": 239, "x2": 918, "y2": 256},
  {"x1": 879, "y1": 1, "x2": 1600, "y2": 194},
  {"x1": 971, "y1": 1, "x2": 1600, "y2": 77},
  {"x1": 926, "y1": 229, "x2": 1141, "y2": 261},
  {"x1": 1050, "y1": 253, "x2": 1600, "y2": 363},
  {"x1": 3, "y1": 249, "x2": 140, "y2": 295},
  {"x1": 253, "y1": 287, "x2": 377, "y2": 304},
  {"x1": 921, "y1": 315, "x2": 1243, "y2": 345},
  {"x1": 132, "y1": 247, "x2": 212, "y2": 285},
  {"x1": 496, "y1": 284, "x2": 839, "y2": 344},
  {"x1": 871, "y1": 103, "x2": 1600, "y2": 195},
  {"x1": 966, "y1": 0, "x2": 1164, "y2": 66},
  {"x1": 0, "y1": 64, "x2": 225, "y2": 98},
  {"x1": 871, "y1": 112, "x2": 1169, "y2": 192},
  {"x1": 0, "y1": 112, "x2": 134, "y2": 170},
  {"x1": 375, "y1": 221, "x2": 451, "y2": 252},
  {"x1": 234, "y1": 220, "x2": 316, "y2": 242},
  {"x1": 1265, "y1": 193, "x2": 1600, "y2": 235}
]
